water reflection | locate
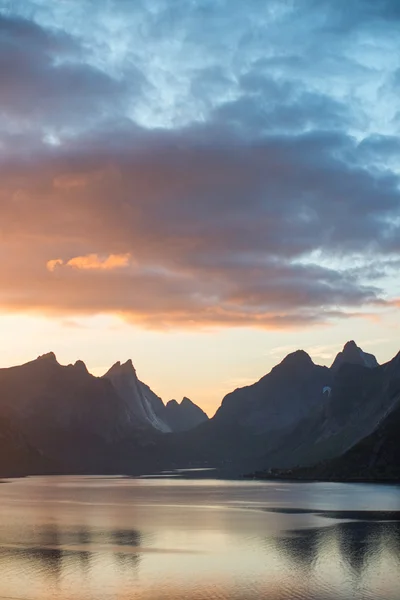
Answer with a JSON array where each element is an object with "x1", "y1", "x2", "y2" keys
[
  {"x1": 0, "y1": 477, "x2": 399, "y2": 600},
  {"x1": 274, "y1": 527, "x2": 321, "y2": 569},
  {"x1": 265, "y1": 518, "x2": 400, "y2": 600}
]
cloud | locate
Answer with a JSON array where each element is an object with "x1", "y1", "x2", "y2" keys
[
  {"x1": 66, "y1": 253, "x2": 132, "y2": 270},
  {"x1": 0, "y1": 0, "x2": 398, "y2": 330},
  {"x1": 46, "y1": 259, "x2": 63, "y2": 272},
  {"x1": 310, "y1": 0, "x2": 400, "y2": 30},
  {"x1": 0, "y1": 122, "x2": 396, "y2": 329},
  {"x1": 47, "y1": 253, "x2": 132, "y2": 272},
  {"x1": 0, "y1": 13, "x2": 143, "y2": 136}
]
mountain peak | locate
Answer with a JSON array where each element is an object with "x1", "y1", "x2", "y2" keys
[
  {"x1": 181, "y1": 396, "x2": 193, "y2": 406},
  {"x1": 74, "y1": 360, "x2": 89, "y2": 374},
  {"x1": 36, "y1": 352, "x2": 58, "y2": 364},
  {"x1": 165, "y1": 397, "x2": 208, "y2": 431},
  {"x1": 280, "y1": 350, "x2": 314, "y2": 368},
  {"x1": 331, "y1": 341, "x2": 378, "y2": 371},
  {"x1": 121, "y1": 359, "x2": 135, "y2": 373},
  {"x1": 166, "y1": 399, "x2": 179, "y2": 408},
  {"x1": 343, "y1": 340, "x2": 358, "y2": 351},
  {"x1": 104, "y1": 359, "x2": 136, "y2": 377}
]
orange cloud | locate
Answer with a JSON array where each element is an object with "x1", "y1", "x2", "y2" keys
[
  {"x1": 46, "y1": 254, "x2": 131, "y2": 272},
  {"x1": 46, "y1": 259, "x2": 63, "y2": 272},
  {"x1": 66, "y1": 253, "x2": 131, "y2": 271}
]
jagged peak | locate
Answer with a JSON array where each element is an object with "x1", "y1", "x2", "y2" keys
[
  {"x1": 341, "y1": 340, "x2": 365, "y2": 356},
  {"x1": 331, "y1": 340, "x2": 378, "y2": 370},
  {"x1": 122, "y1": 359, "x2": 134, "y2": 371},
  {"x1": 104, "y1": 358, "x2": 136, "y2": 377},
  {"x1": 343, "y1": 340, "x2": 358, "y2": 350},
  {"x1": 340, "y1": 340, "x2": 368, "y2": 357},
  {"x1": 36, "y1": 352, "x2": 58, "y2": 364},
  {"x1": 181, "y1": 396, "x2": 194, "y2": 406}
]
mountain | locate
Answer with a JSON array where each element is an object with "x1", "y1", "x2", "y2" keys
[
  {"x1": 249, "y1": 351, "x2": 400, "y2": 481},
  {"x1": 0, "y1": 341, "x2": 397, "y2": 479},
  {"x1": 164, "y1": 397, "x2": 209, "y2": 432},
  {"x1": 0, "y1": 352, "x2": 129, "y2": 439},
  {"x1": 103, "y1": 360, "x2": 171, "y2": 432},
  {"x1": 163, "y1": 341, "x2": 389, "y2": 474},
  {"x1": 213, "y1": 350, "x2": 331, "y2": 435},
  {"x1": 260, "y1": 347, "x2": 384, "y2": 468},
  {"x1": 0, "y1": 352, "x2": 209, "y2": 475},
  {"x1": 157, "y1": 350, "x2": 334, "y2": 472},
  {"x1": 0, "y1": 352, "x2": 141, "y2": 469},
  {"x1": 103, "y1": 361, "x2": 208, "y2": 433},
  {"x1": 331, "y1": 340, "x2": 379, "y2": 371},
  {"x1": 316, "y1": 350, "x2": 400, "y2": 480}
]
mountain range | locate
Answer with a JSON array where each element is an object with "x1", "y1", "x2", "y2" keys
[
  {"x1": 0, "y1": 353, "x2": 208, "y2": 473},
  {"x1": 0, "y1": 341, "x2": 399, "y2": 480}
]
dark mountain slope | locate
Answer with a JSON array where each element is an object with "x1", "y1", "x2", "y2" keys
[
  {"x1": 0, "y1": 342, "x2": 397, "y2": 479},
  {"x1": 0, "y1": 353, "x2": 210, "y2": 474},
  {"x1": 159, "y1": 342, "x2": 392, "y2": 474},
  {"x1": 213, "y1": 350, "x2": 331, "y2": 434},
  {"x1": 0, "y1": 353, "x2": 139, "y2": 470},
  {"x1": 0, "y1": 416, "x2": 56, "y2": 477},
  {"x1": 263, "y1": 359, "x2": 387, "y2": 468},
  {"x1": 253, "y1": 352, "x2": 400, "y2": 481}
]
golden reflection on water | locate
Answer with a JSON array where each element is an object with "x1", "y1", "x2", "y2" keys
[{"x1": 0, "y1": 476, "x2": 399, "y2": 600}]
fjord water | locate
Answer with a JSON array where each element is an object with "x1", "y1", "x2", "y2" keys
[{"x1": 0, "y1": 477, "x2": 400, "y2": 600}]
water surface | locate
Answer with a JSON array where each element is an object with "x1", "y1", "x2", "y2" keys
[{"x1": 0, "y1": 476, "x2": 399, "y2": 599}]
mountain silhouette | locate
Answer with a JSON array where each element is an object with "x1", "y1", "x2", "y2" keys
[
  {"x1": 0, "y1": 341, "x2": 399, "y2": 480},
  {"x1": 164, "y1": 397, "x2": 208, "y2": 432}
]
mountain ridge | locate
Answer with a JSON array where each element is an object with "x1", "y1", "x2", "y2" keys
[{"x1": 0, "y1": 341, "x2": 397, "y2": 479}]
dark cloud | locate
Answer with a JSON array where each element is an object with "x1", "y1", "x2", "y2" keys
[
  {"x1": 0, "y1": 0, "x2": 398, "y2": 328},
  {"x1": 0, "y1": 14, "x2": 143, "y2": 133},
  {"x1": 0, "y1": 121, "x2": 397, "y2": 327}
]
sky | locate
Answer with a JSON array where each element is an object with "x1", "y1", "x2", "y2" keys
[{"x1": 0, "y1": 0, "x2": 399, "y2": 415}]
